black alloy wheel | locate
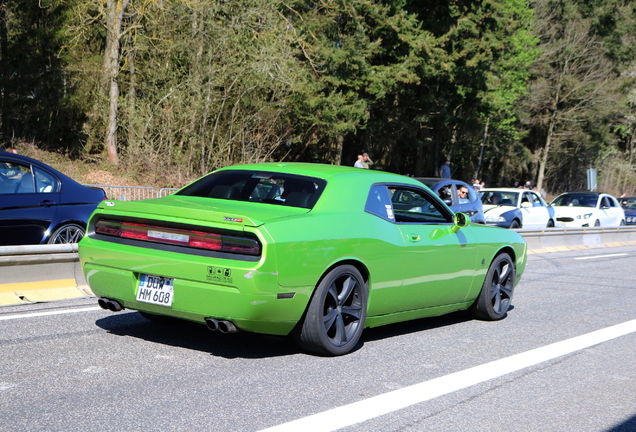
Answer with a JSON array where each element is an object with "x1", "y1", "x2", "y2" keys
[
  {"x1": 295, "y1": 265, "x2": 367, "y2": 356},
  {"x1": 470, "y1": 253, "x2": 515, "y2": 321}
]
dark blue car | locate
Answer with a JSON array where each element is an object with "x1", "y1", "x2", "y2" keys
[
  {"x1": 0, "y1": 153, "x2": 105, "y2": 245},
  {"x1": 619, "y1": 197, "x2": 636, "y2": 225}
]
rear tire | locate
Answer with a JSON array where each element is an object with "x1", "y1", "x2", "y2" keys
[
  {"x1": 295, "y1": 265, "x2": 367, "y2": 356},
  {"x1": 470, "y1": 253, "x2": 515, "y2": 321}
]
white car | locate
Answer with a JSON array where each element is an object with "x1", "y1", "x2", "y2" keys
[
  {"x1": 479, "y1": 188, "x2": 555, "y2": 229},
  {"x1": 550, "y1": 192, "x2": 625, "y2": 228}
]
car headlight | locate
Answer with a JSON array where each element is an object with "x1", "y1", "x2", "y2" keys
[
  {"x1": 576, "y1": 213, "x2": 593, "y2": 220},
  {"x1": 485, "y1": 216, "x2": 506, "y2": 223}
]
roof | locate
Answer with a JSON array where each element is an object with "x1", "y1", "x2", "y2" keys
[{"x1": 217, "y1": 162, "x2": 419, "y2": 184}]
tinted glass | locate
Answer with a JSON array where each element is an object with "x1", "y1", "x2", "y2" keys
[
  {"x1": 365, "y1": 185, "x2": 395, "y2": 221},
  {"x1": 552, "y1": 194, "x2": 598, "y2": 207},
  {"x1": 0, "y1": 161, "x2": 31, "y2": 194},
  {"x1": 390, "y1": 187, "x2": 450, "y2": 223},
  {"x1": 620, "y1": 198, "x2": 636, "y2": 209},
  {"x1": 176, "y1": 170, "x2": 326, "y2": 209},
  {"x1": 481, "y1": 191, "x2": 518, "y2": 206}
]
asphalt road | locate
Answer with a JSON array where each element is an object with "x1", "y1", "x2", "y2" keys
[{"x1": 1, "y1": 245, "x2": 635, "y2": 432}]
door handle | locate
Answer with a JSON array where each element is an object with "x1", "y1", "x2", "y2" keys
[
  {"x1": 408, "y1": 233, "x2": 421, "y2": 242},
  {"x1": 39, "y1": 200, "x2": 56, "y2": 207}
]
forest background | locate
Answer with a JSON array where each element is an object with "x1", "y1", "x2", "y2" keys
[{"x1": 1, "y1": 0, "x2": 636, "y2": 196}]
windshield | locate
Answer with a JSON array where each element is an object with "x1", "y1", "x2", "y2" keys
[
  {"x1": 176, "y1": 170, "x2": 326, "y2": 209},
  {"x1": 551, "y1": 194, "x2": 598, "y2": 207},
  {"x1": 480, "y1": 191, "x2": 518, "y2": 206},
  {"x1": 620, "y1": 198, "x2": 636, "y2": 210}
]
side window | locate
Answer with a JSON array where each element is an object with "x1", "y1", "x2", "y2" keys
[
  {"x1": 0, "y1": 161, "x2": 30, "y2": 194},
  {"x1": 391, "y1": 186, "x2": 451, "y2": 223},
  {"x1": 521, "y1": 193, "x2": 531, "y2": 205},
  {"x1": 365, "y1": 185, "x2": 394, "y2": 221},
  {"x1": 530, "y1": 193, "x2": 543, "y2": 207},
  {"x1": 34, "y1": 167, "x2": 57, "y2": 193},
  {"x1": 465, "y1": 186, "x2": 477, "y2": 203},
  {"x1": 437, "y1": 185, "x2": 454, "y2": 204}
]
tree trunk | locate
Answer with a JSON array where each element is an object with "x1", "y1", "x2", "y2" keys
[
  {"x1": 335, "y1": 135, "x2": 344, "y2": 165},
  {"x1": 0, "y1": 3, "x2": 8, "y2": 139},
  {"x1": 536, "y1": 112, "x2": 557, "y2": 193},
  {"x1": 103, "y1": 0, "x2": 129, "y2": 165},
  {"x1": 126, "y1": 23, "x2": 136, "y2": 148},
  {"x1": 474, "y1": 119, "x2": 489, "y2": 180}
]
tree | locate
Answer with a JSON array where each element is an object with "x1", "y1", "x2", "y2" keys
[{"x1": 524, "y1": 0, "x2": 622, "y2": 193}]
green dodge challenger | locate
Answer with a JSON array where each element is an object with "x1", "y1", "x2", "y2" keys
[{"x1": 79, "y1": 163, "x2": 527, "y2": 356}]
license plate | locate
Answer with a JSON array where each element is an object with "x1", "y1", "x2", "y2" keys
[{"x1": 136, "y1": 274, "x2": 174, "y2": 307}]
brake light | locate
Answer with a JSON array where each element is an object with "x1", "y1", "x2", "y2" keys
[{"x1": 95, "y1": 219, "x2": 261, "y2": 255}]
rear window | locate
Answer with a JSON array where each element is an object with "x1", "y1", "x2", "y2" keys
[{"x1": 176, "y1": 170, "x2": 326, "y2": 209}]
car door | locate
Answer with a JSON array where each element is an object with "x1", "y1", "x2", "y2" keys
[
  {"x1": 600, "y1": 195, "x2": 624, "y2": 226},
  {"x1": 0, "y1": 160, "x2": 60, "y2": 245},
  {"x1": 520, "y1": 191, "x2": 549, "y2": 229},
  {"x1": 389, "y1": 185, "x2": 481, "y2": 311}
]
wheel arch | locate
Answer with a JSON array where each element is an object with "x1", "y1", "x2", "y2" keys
[
  {"x1": 315, "y1": 259, "x2": 370, "y2": 292},
  {"x1": 46, "y1": 220, "x2": 87, "y2": 243},
  {"x1": 496, "y1": 245, "x2": 516, "y2": 263}
]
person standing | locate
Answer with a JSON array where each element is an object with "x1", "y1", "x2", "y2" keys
[
  {"x1": 439, "y1": 160, "x2": 451, "y2": 179},
  {"x1": 354, "y1": 153, "x2": 373, "y2": 169}
]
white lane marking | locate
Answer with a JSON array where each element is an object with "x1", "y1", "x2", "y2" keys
[
  {"x1": 0, "y1": 306, "x2": 102, "y2": 321},
  {"x1": 575, "y1": 253, "x2": 628, "y2": 260},
  {"x1": 258, "y1": 319, "x2": 636, "y2": 432}
]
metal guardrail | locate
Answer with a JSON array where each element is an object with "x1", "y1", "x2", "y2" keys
[
  {"x1": 0, "y1": 243, "x2": 79, "y2": 265},
  {"x1": 519, "y1": 226, "x2": 636, "y2": 252},
  {"x1": 83, "y1": 184, "x2": 179, "y2": 201},
  {"x1": 1, "y1": 227, "x2": 635, "y2": 305}
]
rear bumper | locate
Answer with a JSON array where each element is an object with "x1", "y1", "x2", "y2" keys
[{"x1": 80, "y1": 239, "x2": 312, "y2": 335}]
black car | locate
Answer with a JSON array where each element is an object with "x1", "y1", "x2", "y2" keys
[
  {"x1": 0, "y1": 153, "x2": 105, "y2": 245},
  {"x1": 415, "y1": 177, "x2": 486, "y2": 224}
]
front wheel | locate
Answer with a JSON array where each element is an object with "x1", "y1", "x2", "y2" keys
[
  {"x1": 547, "y1": 219, "x2": 555, "y2": 228},
  {"x1": 470, "y1": 253, "x2": 515, "y2": 321},
  {"x1": 594, "y1": 219, "x2": 601, "y2": 227},
  {"x1": 509, "y1": 220, "x2": 520, "y2": 229},
  {"x1": 294, "y1": 265, "x2": 367, "y2": 356},
  {"x1": 48, "y1": 223, "x2": 85, "y2": 244}
]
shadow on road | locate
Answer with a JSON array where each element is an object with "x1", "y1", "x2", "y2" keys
[
  {"x1": 95, "y1": 307, "x2": 486, "y2": 359},
  {"x1": 95, "y1": 312, "x2": 300, "y2": 359},
  {"x1": 606, "y1": 414, "x2": 636, "y2": 432}
]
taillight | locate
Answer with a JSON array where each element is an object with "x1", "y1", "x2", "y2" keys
[{"x1": 95, "y1": 219, "x2": 261, "y2": 255}]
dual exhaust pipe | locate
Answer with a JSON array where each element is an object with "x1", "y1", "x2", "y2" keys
[
  {"x1": 98, "y1": 298, "x2": 238, "y2": 334},
  {"x1": 205, "y1": 317, "x2": 239, "y2": 334},
  {"x1": 98, "y1": 298, "x2": 124, "y2": 312}
]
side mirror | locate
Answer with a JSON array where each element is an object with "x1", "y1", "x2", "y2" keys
[{"x1": 451, "y1": 212, "x2": 470, "y2": 233}]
